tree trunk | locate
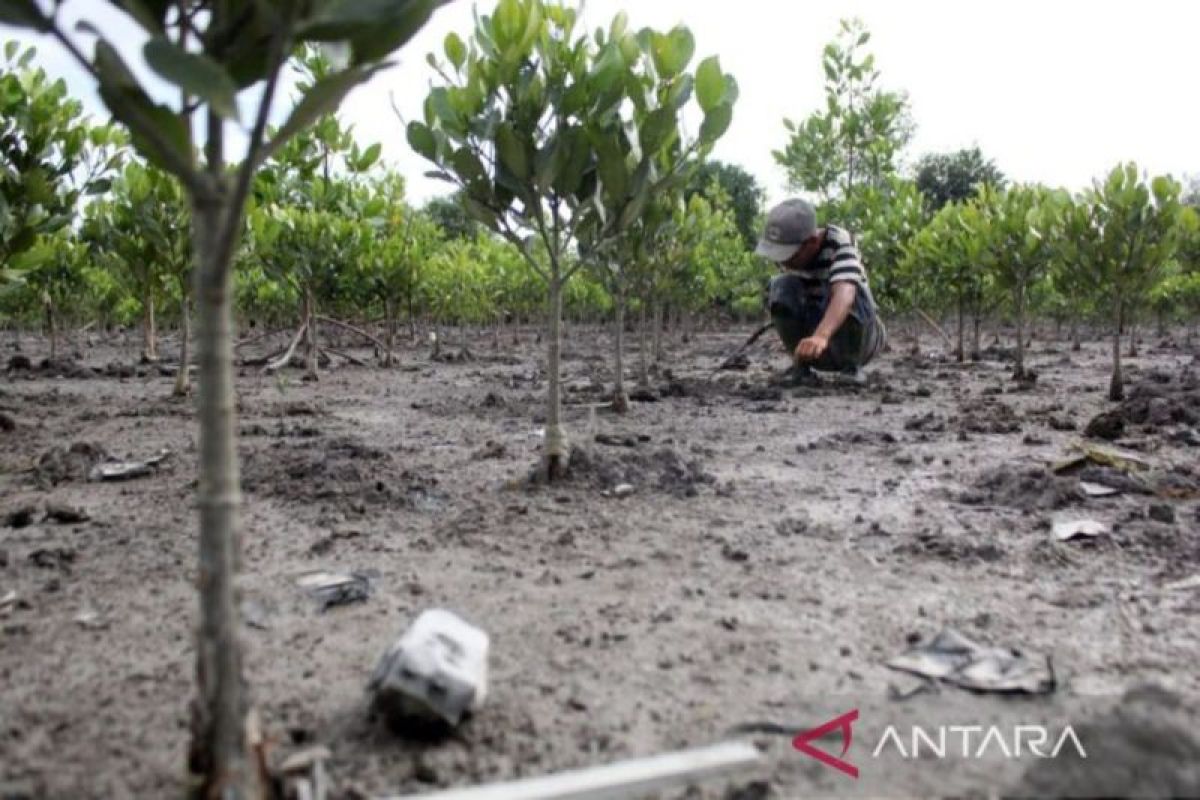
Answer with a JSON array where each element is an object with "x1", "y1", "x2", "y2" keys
[
  {"x1": 544, "y1": 270, "x2": 567, "y2": 480},
  {"x1": 955, "y1": 292, "x2": 965, "y2": 363},
  {"x1": 971, "y1": 311, "x2": 982, "y2": 360},
  {"x1": 1127, "y1": 320, "x2": 1138, "y2": 358},
  {"x1": 637, "y1": 302, "x2": 650, "y2": 388},
  {"x1": 46, "y1": 299, "x2": 57, "y2": 361},
  {"x1": 174, "y1": 292, "x2": 191, "y2": 397},
  {"x1": 1013, "y1": 287, "x2": 1026, "y2": 379},
  {"x1": 303, "y1": 287, "x2": 318, "y2": 381},
  {"x1": 383, "y1": 299, "x2": 396, "y2": 367},
  {"x1": 1070, "y1": 317, "x2": 1081, "y2": 352},
  {"x1": 612, "y1": 277, "x2": 629, "y2": 413},
  {"x1": 909, "y1": 312, "x2": 921, "y2": 355},
  {"x1": 188, "y1": 187, "x2": 255, "y2": 797},
  {"x1": 652, "y1": 300, "x2": 664, "y2": 365},
  {"x1": 1109, "y1": 300, "x2": 1124, "y2": 401},
  {"x1": 142, "y1": 291, "x2": 158, "y2": 362}
]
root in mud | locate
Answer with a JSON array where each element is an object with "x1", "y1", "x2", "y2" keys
[
  {"x1": 958, "y1": 464, "x2": 1079, "y2": 510},
  {"x1": 528, "y1": 444, "x2": 715, "y2": 498},
  {"x1": 1085, "y1": 368, "x2": 1200, "y2": 441}
]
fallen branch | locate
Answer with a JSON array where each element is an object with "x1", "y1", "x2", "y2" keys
[
  {"x1": 913, "y1": 307, "x2": 955, "y2": 349},
  {"x1": 385, "y1": 740, "x2": 761, "y2": 800},
  {"x1": 315, "y1": 315, "x2": 386, "y2": 352},
  {"x1": 235, "y1": 328, "x2": 284, "y2": 350},
  {"x1": 321, "y1": 346, "x2": 370, "y2": 368},
  {"x1": 264, "y1": 322, "x2": 308, "y2": 374}
]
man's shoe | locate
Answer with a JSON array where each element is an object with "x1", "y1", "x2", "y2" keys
[
  {"x1": 834, "y1": 366, "x2": 867, "y2": 386},
  {"x1": 773, "y1": 364, "x2": 822, "y2": 388}
]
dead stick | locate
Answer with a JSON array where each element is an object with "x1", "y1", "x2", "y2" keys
[
  {"x1": 913, "y1": 307, "x2": 954, "y2": 349},
  {"x1": 264, "y1": 322, "x2": 307, "y2": 374},
  {"x1": 235, "y1": 328, "x2": 283, "y2": 350},
  {"x1": 321, "y1": 346, "x2": 369, "y2": 367},
  {"x1": 314, "y1": 315, "x2": 386, "y2": 351}
]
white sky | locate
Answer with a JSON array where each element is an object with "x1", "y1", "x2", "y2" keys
[{"x1": 4, "y1": 1, "x2": 1197, "y2": 208}]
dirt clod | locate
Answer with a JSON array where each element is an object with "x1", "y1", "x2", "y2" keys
[
  {"x1": 1011, "y1": 685, "x2": 1200, "y2": 798},
  {"x1": 34, "y1": 442, "x2": 108, "y2": 488},
  {"x1": 550, "y1": 445, "x2": 714, "y2": 498},
  {"x1": 960, "y1": 464, "x2": 1079, "y2": 510}
]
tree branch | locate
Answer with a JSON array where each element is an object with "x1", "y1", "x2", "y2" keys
[{"x1": 215, "y1": 9, "x2": 294, "y2": 271}]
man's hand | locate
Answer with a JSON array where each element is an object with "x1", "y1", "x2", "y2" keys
[{"x1": 794, "y1": 335, "x2": 829, "y2": 362}]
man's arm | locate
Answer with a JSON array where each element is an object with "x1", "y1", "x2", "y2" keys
[{"x1": 794, "y1": 282, "x2": 857, "y2": 362}]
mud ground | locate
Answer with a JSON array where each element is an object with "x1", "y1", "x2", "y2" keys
[{"x1": 1, "y1": 324, "x2": 1199, "y2": 799}]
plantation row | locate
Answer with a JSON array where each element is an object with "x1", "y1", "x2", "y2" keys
[
  {"x1": 4, "y1": 34, "x2": 1198, "y2": 408},
  {"x1": 1, "y1": 42, "x2": 759, "y2": 364}
]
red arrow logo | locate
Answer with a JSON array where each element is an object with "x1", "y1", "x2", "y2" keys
[{"x1": 792, "y1": 709, "x2": 859, "y2": 778}]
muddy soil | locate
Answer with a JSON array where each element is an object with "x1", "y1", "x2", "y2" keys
[{"x1": 2, "y1": 327, "x2": 1199, "y2": 799}]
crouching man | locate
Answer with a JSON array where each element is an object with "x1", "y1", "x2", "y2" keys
[{"x1": 755, "y1": 198, "x2": 887, "y2": 385}]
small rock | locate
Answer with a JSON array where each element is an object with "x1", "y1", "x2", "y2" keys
[
  {"x1": 44, "y1": 503, "x2": 90, "y2": 524},
  {"x1": 4, "y1": 506, "x2": 36, "y2": 528},
  {"x1": 1147, "y1": 504, "x2": 1176, "y2": 524}
]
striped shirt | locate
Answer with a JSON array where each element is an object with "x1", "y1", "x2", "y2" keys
[{"x1": 789, "y1": 224, "x2": 877, "y2": 313}]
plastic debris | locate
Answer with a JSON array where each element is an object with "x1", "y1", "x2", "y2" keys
[
  {"x1": 88, "y1": 448, "x2": 172, "y2": 481},
  {"x1": 297, "y1": 571, "x2": 372, "y2": 612},
  {"x1": 368, "y1": 608, "x2": 489, "y2": 729},
  {"x1": 1053, "y1": 519, "x2": 1108, "y2": 542},
  {"x1": 887, "y1": 627, "x2": 1055, "y2": 695},
  {"x1": 1080, "y1": 481, "x2": 1120, "y2": 498},
  {"x1": 1052, "y1": 444, "x2": 1150, "y2": 475}
]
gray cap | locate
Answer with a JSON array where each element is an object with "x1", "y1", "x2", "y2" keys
[{"x1": 755, "y1": 198, "x2": 817, "y2": 262}]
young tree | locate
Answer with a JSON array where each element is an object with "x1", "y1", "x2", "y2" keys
[
  {"x1": 361, "y1": 186, "x2": 442, "y2": 363},
  {"x1": 7, "y1": 3, "x2": 444, "y2": 794},
  {"x1": 84, "y1": 162, "x2": 192, "y2": 369},
  {"x1": 1051, "y1": 193, "x2": 1103, "y2": 351},
  {"x1": 984, "y1": 184, "x2": 1061, "y2": 380},
  {"x1": 21, "y1": 229, "x2": 87, "y2": 359},
  {"x1": 1083, "y1": 164, "x2": 1186, "y2": 400},
  {"x1": 408, "y1": 0, "x2": 736, "y2": 479},
  {"x1": 773, "y1": 18, "x2": 913, "y2": 205},
  {"x1": 897, "y1": 197, "x2": 994, "y2": 360},
  {"x1": 0, "y1": 42, "x2": 122, "y2": 272}
]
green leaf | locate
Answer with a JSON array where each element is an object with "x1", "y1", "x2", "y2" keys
[
  {"x1": 695, "y1": 56, "x2": 725, "y2": 113},
  {"x1": 534, "y1": 135, "x2": 565, "y2": 194},
  {"x1": 407, "y1": 122, "x2": 438, "y2": 160},
  {"x1": 348, "y1": 0, "x2": 440, "y2": 65},
  {"x1": 0, "y1": 0, "x2": 48, "y2": 31},
  {"x1": 451, "y1": 146, "x2": 488, "y2": 190},
  {"x1": 650, "y1": 26, "x2": 694, "y2": 79},
  {"x1": 115, "y1": 0, "x2": 170, "y2": 34},
  {"x1": 444, "y1": 32, "x2": 467, "y2": 70},
  {"x1": 699, "y1": 103, "x2": 733, "y2": 144},
  {"x1": 358, "y1": 142, "x2": 382, "y2": 170},
  {"x1": 463, "y1": 195, "x2": 497, "y2": 228},
  {"x1": 144, "y1": 39, "x2": 241, "y2": 121},
  {"x1": 638, "y1": 107, "x2": 676, "y2": 157},
  {"x1": 4, "y1": 41, "x2": 17, "y2": 61},
  {"x1": 257, "y1": 62, "x2": 389, "y2": 167},
  {"x1": 496, "y1": 123, "x2": 528, "y2": 180},
  {"x1": 594, "y1": 135, "x2": 628, "y2": 202},
  {"x1": 94, "y1": 42, "x2": 192, "y2": 178}
]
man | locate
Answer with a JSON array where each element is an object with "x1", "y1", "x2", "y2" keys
[{"x1": 754, "y1": 198, "x2": 886, "y2": 385}]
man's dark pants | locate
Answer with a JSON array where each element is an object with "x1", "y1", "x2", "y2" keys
[{"x1": 767, "y1": 272, "x2": 886, "y2": 373}]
